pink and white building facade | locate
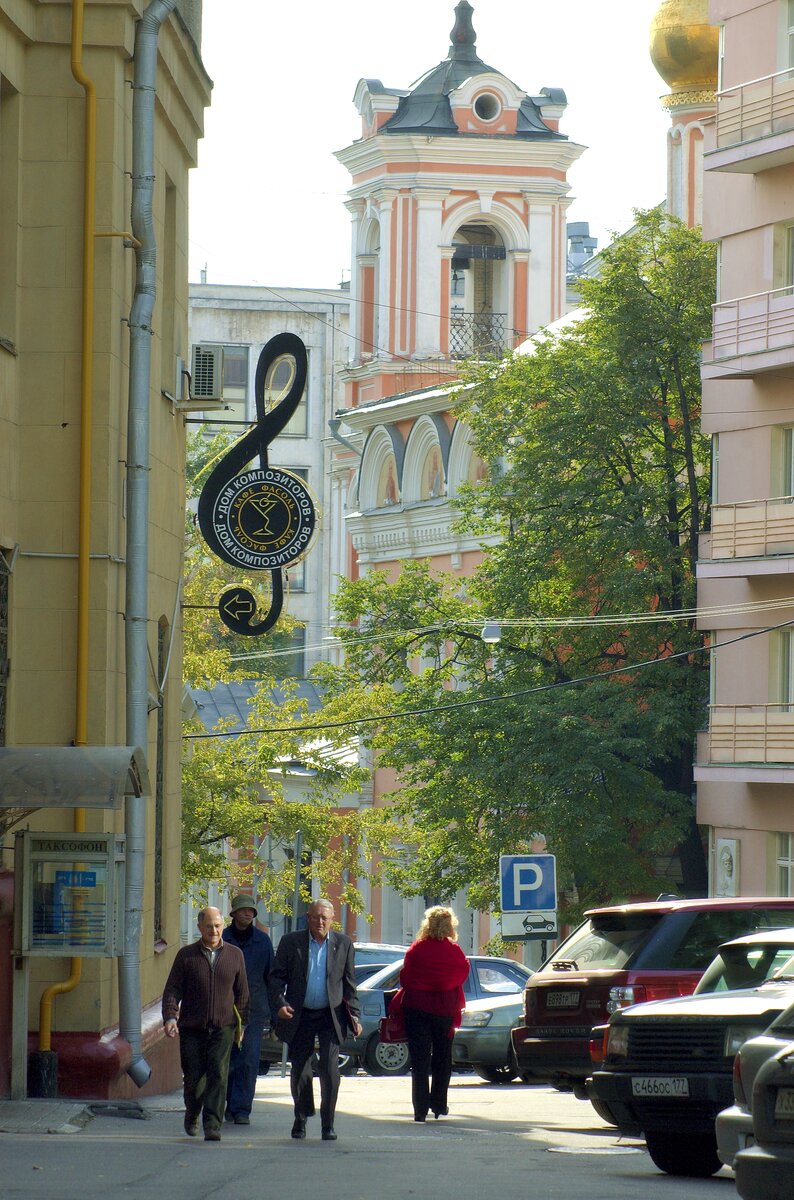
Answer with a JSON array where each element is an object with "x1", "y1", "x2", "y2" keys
[{"x1": 696, "y1": 0, "x2": 794, "y2": 897}]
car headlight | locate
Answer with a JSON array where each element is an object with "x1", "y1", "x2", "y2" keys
[
  {"x1": 606, "y1": 1024, "x2": 629, "y2": 1059},
  {"x1": 724, "y1": 1026, "x2": 764, "y2": 1057},
  {"x1": 460, "y1": 1010, "x2": 493, "y2": 1028}
]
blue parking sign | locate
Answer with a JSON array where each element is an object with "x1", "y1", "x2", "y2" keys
[{"x1": 499, "y1": 854, "x2": 557, "y2": 913}]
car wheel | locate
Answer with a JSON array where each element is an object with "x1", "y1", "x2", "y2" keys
[
  {"x1": 310, "y1": 1051, "x2": 356, "y2": 1076},
  {"x1": 589, "y1": 1098, "x2": 620, "y2": 1127},
  {"x1": 644, "y1": 1131, "x2": 722, "y2": 1177},
  {"x1": 364, "y1": 1035, "x2": 411, "y2": 1076}
]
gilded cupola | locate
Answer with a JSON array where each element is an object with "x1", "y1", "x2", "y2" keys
[{"x1": 650, "y1": 0, "x2": 719, "y2": 108}]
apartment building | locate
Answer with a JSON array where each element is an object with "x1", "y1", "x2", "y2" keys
[{"x1": 696, "y1": 0, "x2": 794, "y2": 897}]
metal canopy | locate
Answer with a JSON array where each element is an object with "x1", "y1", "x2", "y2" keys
[{"x1": 0, "y1": 746, "x2": 150, "y2": 808}]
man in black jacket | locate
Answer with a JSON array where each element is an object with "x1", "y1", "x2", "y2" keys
[
  {"x1": 163, "y1": 906, "x2": 249, "y2": 1142},
  {"x1": 269, "y1": 899, "x2": 361, "y2": 1141}
]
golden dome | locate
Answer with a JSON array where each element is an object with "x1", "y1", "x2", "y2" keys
[{"x1": 649, "y1": 0, "x2": 719, "y2": 93}]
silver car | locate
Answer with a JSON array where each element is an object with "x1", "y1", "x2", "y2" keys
[
  {"x1": 343, "y1": 955, "x2": 532, "y2": 1076},
  {"x1": 734, "y1": 1040, "x2": 794, "y2": 1198},
  {"x1": 718, "y1": 991, "x2": 794, "y2": 1168},
  {"x1": 452, "y1": 992, "x2": 526, "y2": 1082}
]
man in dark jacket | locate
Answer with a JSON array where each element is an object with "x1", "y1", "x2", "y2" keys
[
  {"x1": 162, "y1": 906, "x2": 249, "y2": 1142},
  {"x1": 222, "y1": 893, "x2": 274, "y2": 1125},
  {"x1": 269, "y1": 899, "x2": 361, "y2": 1142}
]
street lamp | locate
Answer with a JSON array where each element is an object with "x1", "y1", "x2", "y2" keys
[{"x1": 481, "y1": 620, "x2": 502, "y2": 645}]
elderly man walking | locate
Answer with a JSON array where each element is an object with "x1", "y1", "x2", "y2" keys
[
  {"x1": 162, "y1": 906, "x2": 249, "y2": 1142},
  {"x1": 222, "y1": 893, "x2": 274, "y2": 1125},
  {"x1": 269, "y1": 899, "x2": 361, "y2": 1141}
]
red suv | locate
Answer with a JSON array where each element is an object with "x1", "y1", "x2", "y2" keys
[{"x1": 511, "y1": 896, "x2": 794, "y2": 1097}]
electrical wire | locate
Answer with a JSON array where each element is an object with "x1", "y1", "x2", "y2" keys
[
  {"x1": 183, "y1": 616, "x2": 794, "y2": 742},
  {"x1": 222, "y1": 594, "x2": 794, "y2": 661}
]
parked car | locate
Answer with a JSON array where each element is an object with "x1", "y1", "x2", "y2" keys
[
  {"x1": 718, "y1": 991, "x2": 794, "y2": 1169},
  {"x1": 344, "y1": 955, "x2": 532, "y2": 1076},
  {"x1": 512, "y1": 896, "x2": 794, "y2": 1099},
  {"x1": 588, "y1": 927, "x2": 794, "y2": 1129},
  {"x1": 452, "y1": 991, "x2": 527, "y2": 1082},
  {"x1": 734, "y1": 1040, "x2": 794, "y2": 1199},
  {"x1": 589, "y1": 976, "x2": 794, "y2": 1177},
  {"x1": 352, "y1": 942, "x2": 408, "y2": 966}
]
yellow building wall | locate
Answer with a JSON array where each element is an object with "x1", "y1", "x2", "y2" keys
[{"x1": 0, "y1": 1, "x2": 210, "y2": 1096}]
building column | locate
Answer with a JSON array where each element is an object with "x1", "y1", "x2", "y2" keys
[
  {"x1": 414, "y1": 189, "x2": 448, "y2": 358},
  {"x1": 373, "y1": 189, "x2": 397, "y2": 357}
]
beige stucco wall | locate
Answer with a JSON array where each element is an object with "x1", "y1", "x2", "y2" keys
[{"x1": 0, "y1": 1, "x2": 210, "y2": 1071}]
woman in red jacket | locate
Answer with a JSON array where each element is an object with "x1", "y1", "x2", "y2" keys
[{"x1": 399, "y1": 906, "x2": 470, "y2": 1122}]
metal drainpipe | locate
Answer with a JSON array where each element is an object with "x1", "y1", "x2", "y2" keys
[
  {"x1": 120, "y1": 0, "x2": 177, "y2": 1088},
  {"x1": 37, "y1": 0, "x2": 96, "y2": 1059}
]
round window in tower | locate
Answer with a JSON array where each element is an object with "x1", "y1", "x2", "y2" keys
[{"x1": 473, "y1": 92, "x2": 501, "y2": 122}]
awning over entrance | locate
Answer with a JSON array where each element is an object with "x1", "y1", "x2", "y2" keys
[{"x1": 0, "y1": 746, "x2": 150, "y2": 808}]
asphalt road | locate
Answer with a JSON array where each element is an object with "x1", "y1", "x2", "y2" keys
[{"x1": 1, "y1": 1071, "x2": 737, "y2": 1200}]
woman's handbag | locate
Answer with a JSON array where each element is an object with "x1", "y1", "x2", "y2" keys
[{"x1": 378, "y1": 986, "x2": 408, "y2": 1043}]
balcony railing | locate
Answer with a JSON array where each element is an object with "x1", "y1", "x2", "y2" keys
[
  {"x1": 449, "y1": 312, "x2": 507, "y2": 360},
  {"x1": 702, "y1": 704, "x2": 794, "y2": 765},
  {"x1": 708, "y1": 496, "x2": 794, "y2": 559},
  {"x1": 710, "y1": 287, "x2": 794, "y2": 362},
  {"x1": 716, "y1": 67, "x2": 794, "y2": 149}
]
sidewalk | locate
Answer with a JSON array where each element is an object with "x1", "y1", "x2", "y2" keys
[{"x1": 0, "y1": 1088, "x2": 184, "y2": 1135}]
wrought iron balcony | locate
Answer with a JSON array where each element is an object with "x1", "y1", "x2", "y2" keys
[{"x1": 449, "y1": 312, "x2": 507, "y2": 360}]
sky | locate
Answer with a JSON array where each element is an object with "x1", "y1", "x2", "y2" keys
[{"x1": 188, "y1": 0, "x2": 673, "y2": 289}]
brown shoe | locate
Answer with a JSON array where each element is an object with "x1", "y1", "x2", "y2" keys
[
  {"x1": 204, "y1": 1129, "x2": 221, "y2": 1142},
  {"x1": 184, "y1": 1114, "x2": 199, "y2": 1137}
]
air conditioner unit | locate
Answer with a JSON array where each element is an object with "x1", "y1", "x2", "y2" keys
[{"x1": 191, "y1": 344, "x2": 224, "y2": 401}]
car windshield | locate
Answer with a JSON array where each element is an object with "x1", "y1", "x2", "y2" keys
[
  {"x1": 546, "y1": 915, "x2": 660, "y2": 971},
  {"x1": 695, "y1": 942, "x2": 794, "y2": 993}
]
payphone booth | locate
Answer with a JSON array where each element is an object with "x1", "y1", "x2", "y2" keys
[
  {"x1": 14, "y1": 831, "x2": 125, "y2": 958},
  {"x1": 0, "y1": 745, "x2": 148, "y2": 1098}
]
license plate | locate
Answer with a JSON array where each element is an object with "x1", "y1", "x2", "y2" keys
[
  {"x1": 631, "y1": 1076, "x2": 690, "y2": 1098},
  {"x1": 546, "y1": 990, "x2": 579, "y2": 1009},
  {"x1": 774, "y1": 1088, "x2": 794, "y2": 1119}
]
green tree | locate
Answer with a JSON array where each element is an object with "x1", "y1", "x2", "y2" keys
[
  {"x1": 316, "y1": 210, "x2": 717, "y2": 918},
  {"x1": 181, "y1": 432, "x2": 393, "y2": 908}
]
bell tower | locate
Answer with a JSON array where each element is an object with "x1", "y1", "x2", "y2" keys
[
  {"x1": 649, "y1": 0, "x2": 719, "y2": 227},
  {"x1": 336, "y1": 1, "x2": 584, "y2": 407}
]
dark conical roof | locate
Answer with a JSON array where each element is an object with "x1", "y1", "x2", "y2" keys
[{"x1": 381, "y1": 1, "x2": 561, "y2": 139}]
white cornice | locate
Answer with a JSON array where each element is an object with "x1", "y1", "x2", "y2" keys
[
  {"x1": 335, "y1": 134, "x2": 585, "y2": 179},
  {"x1": 347, "y1": 501, "x2": 498, "y2": 565},
  {"x1": 339, "y1": 383, "x2": 470, "y2": 431}
]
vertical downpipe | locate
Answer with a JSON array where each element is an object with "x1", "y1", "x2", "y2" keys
[{"x1": 120, "y1": 0, "x2": 177, "y2": 1088}]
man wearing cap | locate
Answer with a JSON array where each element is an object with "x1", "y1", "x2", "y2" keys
[{"x1": 222, "y1": 894, "x2": 274, "y2": 1125}]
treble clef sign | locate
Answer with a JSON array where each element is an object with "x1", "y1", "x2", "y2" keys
[{"x1": 197, "y1": 332, "x2": 317, "y2": 636}]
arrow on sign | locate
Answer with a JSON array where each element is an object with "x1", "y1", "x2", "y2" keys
[{"x1": 221, "y1": 589, "x2": 256, "y2": 623}]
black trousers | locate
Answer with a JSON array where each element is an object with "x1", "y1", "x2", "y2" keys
[
  {"x1": 404, "y1": 1006, "x2": 453, "y2": 1119},
  {"x1": 289, "y1": 1007, "x2": 340, "y2": 1127},
  {"x1": 179, "y1": 1025, "x2": 235, "y2": 1133}
]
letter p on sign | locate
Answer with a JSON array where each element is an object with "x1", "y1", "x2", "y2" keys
[{"x1": 513, "y1": 862, "x2": 542, "y2": 904}]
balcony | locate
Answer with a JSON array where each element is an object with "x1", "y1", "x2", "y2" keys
[
  {"x1": 707, "y1": 68, "x2": 794, "y2": 174},
  {"x1": 696, "y1": 706, "x2": 794, "y2": 782},
  {"x1": 705, "y1": 497, "x2": 794, "y2": 561},
  {"x1": 703, "y1": 288, "x2": 794, "y2": 379}
]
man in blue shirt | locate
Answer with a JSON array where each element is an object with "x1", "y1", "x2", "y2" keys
[
  {"x1": 222, "y1": 894, "x2": 274, "y2": 1125},
  {"x1": 269, "y1": 899, "x2": 361, "y2": 1141}
]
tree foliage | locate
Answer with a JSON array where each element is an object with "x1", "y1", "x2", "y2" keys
[
  {"x1": 317, "y1": 211, "x2": 717, "y2": 918},
  {"x1": 181, "y1": 432, "x2": 393, "y2": 908}
]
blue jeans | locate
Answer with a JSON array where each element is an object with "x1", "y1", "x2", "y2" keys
[{"x1": 225, "y1": 1023, "x2": 264, "y2": 1118}]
